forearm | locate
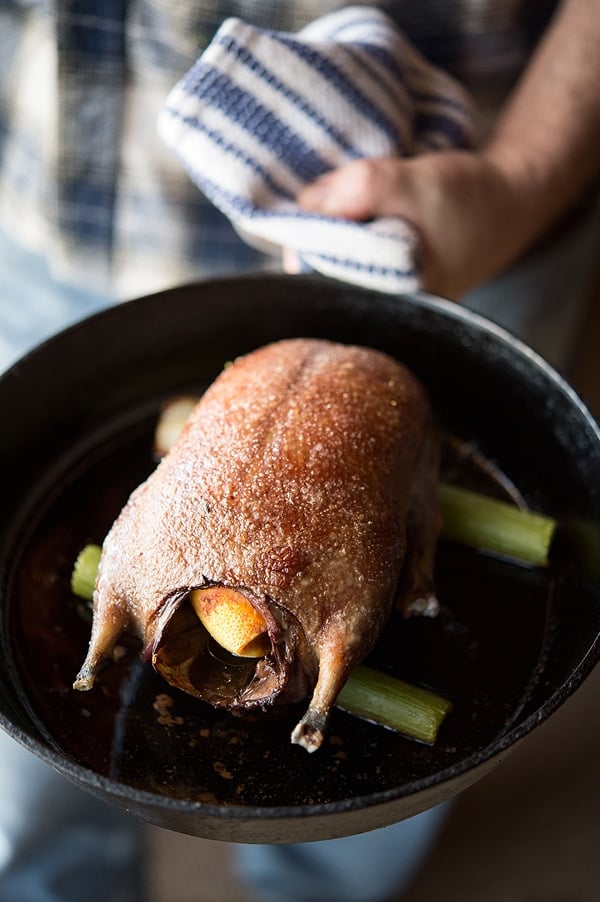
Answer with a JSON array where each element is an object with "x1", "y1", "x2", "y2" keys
[
  {"x1": 297, "y1": 0, "x2": 600, "y2": 299},
  {"x1": 483, "y1": 0, "x2": 600, "y2": 248}
]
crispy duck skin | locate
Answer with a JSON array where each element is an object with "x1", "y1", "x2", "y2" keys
[{"x1": 74, "y1": 338, "x2": 440, "y2": 751}]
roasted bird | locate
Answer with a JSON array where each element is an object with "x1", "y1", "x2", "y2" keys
[{"x1": 74, "y1": 338, "x2": 440, "y2": 751}]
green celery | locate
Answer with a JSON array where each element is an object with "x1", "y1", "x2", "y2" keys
[
  {"x1": 439, "y1": 481, "x2": 556, "y2": 567},
  {"x1": 70, "y1": 543, "x2": 102, "y2": 601},
  {"x1": 336, "y1": 666, "x2": 452, "y2": 744}
]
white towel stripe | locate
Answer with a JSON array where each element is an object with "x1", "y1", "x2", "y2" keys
[
  {"x1": 167, "y1": 101, "x2": 303, "y2": 199},
  {"x1": 210, "y1": 35, "x2": 368, "y2": 168}
]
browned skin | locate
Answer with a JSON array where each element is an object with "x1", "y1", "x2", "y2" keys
[{"x1": 74, "y1": 338, "x2": 440, "y2": 751}]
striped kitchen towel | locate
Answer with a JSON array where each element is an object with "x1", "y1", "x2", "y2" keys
[{"x1": 158, "y1": 6, "x2": 477, "y2": 294}]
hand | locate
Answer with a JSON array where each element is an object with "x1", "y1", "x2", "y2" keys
[
  {"x1": 294, "y1": 0, "x2": 600, "y2": 300},
  {"x1": 296, "y1": 152, "x2": 532, "y2": 301}
]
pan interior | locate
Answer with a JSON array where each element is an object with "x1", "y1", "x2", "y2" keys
[
  {"x1": 0, "y1": 275, "x2": 598, "y2": 828},
  {"x1": 6, "y1": 405, "x2": 557, "y2": 809}
]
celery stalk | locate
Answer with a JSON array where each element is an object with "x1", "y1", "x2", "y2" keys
[
  {"x1": 71, "y1": 544, "x2": 102, "y2": 600},
  {"x1": 438, "y1": 481, "x2": 556, "y2": 567},
  {"x1": 336, "y1": 666, "x2": 452, "y2": 744}
]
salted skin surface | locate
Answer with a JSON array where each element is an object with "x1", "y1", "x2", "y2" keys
[{"x1": 74, "y1": 338, "x2": 440, "y2": 750}]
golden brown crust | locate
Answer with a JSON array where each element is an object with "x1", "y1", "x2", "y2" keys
[{"x1": 75, "y1": 338, "x2": 439, "y2": 749}]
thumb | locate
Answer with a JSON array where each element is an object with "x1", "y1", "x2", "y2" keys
[{"x1": 297, "y1": 158, "x2": 410, "y2": 220}]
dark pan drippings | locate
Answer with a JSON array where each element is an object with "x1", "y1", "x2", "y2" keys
[{"x1": 7, "y1": 412, "x2": 556, "y2": 807}]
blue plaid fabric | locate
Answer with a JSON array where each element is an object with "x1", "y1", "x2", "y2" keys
[{"x1": 0, "y1": 1, "x2": 557, "y2": 300}]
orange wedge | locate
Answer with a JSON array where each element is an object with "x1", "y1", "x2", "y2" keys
[{"x1": 189, "y1": 587, "x2": 271, "y2": 658}]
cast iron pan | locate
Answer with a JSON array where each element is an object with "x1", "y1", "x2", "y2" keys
[{"x1": 0, "y1": 274, "x2": 599, "y2": 843}]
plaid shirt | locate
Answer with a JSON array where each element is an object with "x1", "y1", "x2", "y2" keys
[{"x1": 0, "y1": 1, "x2": 557, "y2": 300}]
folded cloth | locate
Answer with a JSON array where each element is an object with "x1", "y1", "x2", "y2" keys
[{"x1": 158, "y1": 6, "x2": 478, "y2": 294}]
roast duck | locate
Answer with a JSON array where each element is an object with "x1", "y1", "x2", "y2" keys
[{"x1": 74, "y1": 338, "x2": 441, "y2": 751}]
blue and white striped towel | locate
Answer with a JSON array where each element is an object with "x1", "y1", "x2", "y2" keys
[{"x1": 159, "y1": 6, "x2": 478, "y2": 294}]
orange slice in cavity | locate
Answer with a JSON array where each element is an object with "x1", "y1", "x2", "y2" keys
[{"x1": 189, "y1": 587, "x2": 271, "y2": 658}]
